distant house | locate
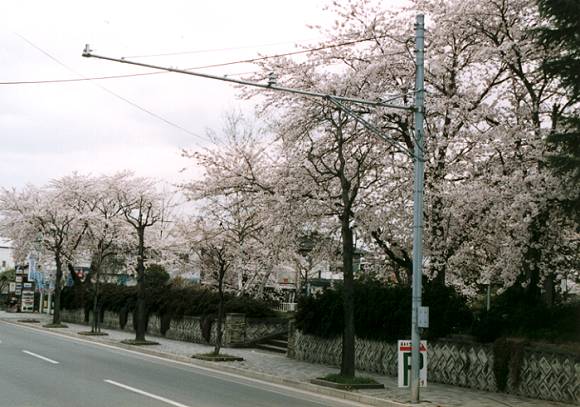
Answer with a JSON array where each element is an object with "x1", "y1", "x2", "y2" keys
[
  {"x1": 0, "y1": 240, "x2": 15, "y2": 272},
  {"x1": 271, "y1": 242, "x2": 371, "y2": 307}
]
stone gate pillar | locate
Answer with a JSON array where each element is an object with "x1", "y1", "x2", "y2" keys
[{"x1": 225, "y1": 313, "x2": 246, "y2": 346}]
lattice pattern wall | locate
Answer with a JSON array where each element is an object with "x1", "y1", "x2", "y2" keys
[
  {"x1": 246, "y1": 318, "x2": 288, "y2": 342},
  {"x1": 428, "y1": 341, "x2": 495, "y2": 391},
  {"x1": 511, "y1": 348, "x2": 579, "y2": 403},
  {"x1": 292, "y1": 332, "x2": 579, "y2": 404}
]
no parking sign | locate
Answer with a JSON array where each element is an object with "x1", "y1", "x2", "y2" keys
[{"x1": 397, "y1": 340, "x2": 427, "y2": 387}]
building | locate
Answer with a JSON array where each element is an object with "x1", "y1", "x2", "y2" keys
[{"x1": 0, "y1": 240, "x2": 15, "y2": 272}]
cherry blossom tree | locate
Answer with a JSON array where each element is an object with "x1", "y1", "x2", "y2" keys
[
  {"x1": 257, "y1": 0, "x2": 579, "y2": 300},
  {"x1": 112, "y1": 172, "x2": 167, "y2": 343},
  {"x1": 0, "y1": 176, "x2": 90, "y2": 325},
  {"x1": 231, "y1": 0, "x2": 578, "y2": 375},
  {"x1": 182, "y1": 113, "x2": 298, "y2": 297},
  {"x1": 186, "y1": 218, "x2": 236, "y2": 356},
  {"x1": 77, "y1": 175, "x2": 127, "y2": 333}
]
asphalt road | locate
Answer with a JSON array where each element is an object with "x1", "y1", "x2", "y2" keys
[{"x1": 0, "y1": 321, "x2": 367, "y2": 407}]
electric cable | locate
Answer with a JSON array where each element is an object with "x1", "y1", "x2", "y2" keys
[
  {"x1": 14, "y1": 33, "x2": 210, "y2": 143},
  {"x1": 124, "y1": 37, "x2": 322, "y2": 59},
  {"x1": 2, "y1": 33, "x2": 407, "y2": 86}
]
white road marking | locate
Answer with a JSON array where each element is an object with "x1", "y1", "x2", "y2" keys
[
  {"x1": 22, "y1": 350, "x2": 59, "y2": 364},
  {"x1": 3, "y1": 321, "x2": 370, "y2": 407},
  {"x1": 105, "y1": 380, "x2": 192, "y2": 407}
]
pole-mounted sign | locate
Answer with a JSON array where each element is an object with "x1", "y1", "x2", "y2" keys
[{"x1": 398, "y1": 340, "x2": 427, "y2": 388}]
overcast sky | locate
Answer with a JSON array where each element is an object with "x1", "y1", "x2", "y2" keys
[{"x1": 0, "y1": 0, "x2": 406, "y2": 190}]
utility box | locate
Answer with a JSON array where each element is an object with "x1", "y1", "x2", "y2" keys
[{"x1": 418, "y1": 306, "x2": 429, "y2": 328}]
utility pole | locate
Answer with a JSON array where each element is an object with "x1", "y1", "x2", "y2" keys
[{"x1": 410, "y1": 14, "x2": 425, "y2": 403}]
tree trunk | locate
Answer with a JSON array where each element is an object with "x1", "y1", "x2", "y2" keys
[
  {"x1": 543, "y1": 274, "x2": 555, "y2": 307},
  {"x1": 522, "y1": 209, "x2": 549, "y2": 302},
  {"x1": 92, "y1": 269, "x2": 100, "y2": 333},
  {"x1": 135, "y1": 227, "x2": 147, "y2": 342},
  {"x1": 214, "y1": 267, "x2": 225, "y2": 356},
  {"x1": 430, "y1": 195, "x2": 447, "y2": 286},
  {"x1": 52, "y1": 252, "x2": 63, "y2": 325},
  {"x1": 340, "y1": 217, "x2": 355, "y2": 378}
]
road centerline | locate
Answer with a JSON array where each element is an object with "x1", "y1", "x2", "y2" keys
[
  {"x1": 22, "y1": 349, "x2": 59, "y2": 364},
  {"x1": 104, "y1": 379, "x2": 194, "y2": 407}
]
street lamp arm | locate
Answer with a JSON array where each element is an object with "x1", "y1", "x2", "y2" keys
[{"x1": 81, "y1": 46, "x2": 411, "y2": 110}]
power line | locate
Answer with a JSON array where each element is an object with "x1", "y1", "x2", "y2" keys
[
  {"x1": 180, "y1": 33, "x2": 400, "y2": 70},
  {"x1": 2, "y1": 33, "x2": 404, "y2": 86},
  {"x1": 124, "y1": 37, "x2": 322, "y2": 59},
  {"x1": 14, "y1": 33, "x2": 209, "y2": 143}
]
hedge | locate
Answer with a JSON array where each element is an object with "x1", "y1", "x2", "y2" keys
[
  {"x1": 60, "y1": 283, "x2": 277, "y2": 320},
  {"x1": 295, "y1": 277, "x2": 472, "y2": 342},
  {"x1": 471, "y1": 285, "x2": 580, "y2": 343}
]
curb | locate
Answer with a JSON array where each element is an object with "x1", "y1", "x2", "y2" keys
[{"x1": 1, "y1": 318, "x2": 413, "y2": 407}]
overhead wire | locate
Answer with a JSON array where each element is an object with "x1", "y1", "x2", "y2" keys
[
  {"x1": 8, "y1": 33, "x2": 414, "y2": 149},
  {"x1": 1, "y1": 33, "x2": 407, "y2": 86},
  {"x1": 124, "y1": 37, "x2": 322, "y2": 59},
  {"x1": 14, "y1": 33, "x2": 210, "y2": 144}
]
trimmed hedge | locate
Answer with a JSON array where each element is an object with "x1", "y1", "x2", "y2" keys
[
  {"x1": 60, "y1": 283, "x2": 277, "y2": 320},
  {"x1": 471, "y1": 286, "x2": 580, "y2": 343},
  {"x1": 295, "y1": 278, "x2": 472, "y2": 342}
]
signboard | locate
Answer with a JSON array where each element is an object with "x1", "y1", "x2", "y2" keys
[
  {"x1": 15, "y1": 276, "x2": 22, "y2": 283},
  {"x1": 9, "y1": 282, "x2": 16, "y2": 292},
  {"x1": 21, "y1": 290, "x2": 34, "y2": 312},
  {"x1": 23, "y1": 282, "x2": 32, "y2": 289},
  {"x1": 398, "y1": 340, "x2": 427, "y2": 388}
]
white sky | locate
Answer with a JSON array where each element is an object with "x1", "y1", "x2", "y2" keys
[{"x1": 0, "y1": 0, "x2": 406, "y2": 190}]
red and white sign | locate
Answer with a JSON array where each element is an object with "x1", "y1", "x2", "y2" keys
[{"x1": 398, "y1": 340, "x2": 427, "y2": 387}]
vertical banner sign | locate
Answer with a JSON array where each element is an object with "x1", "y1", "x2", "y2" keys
[{"x1": 398, "y1": 340, "x2": 427, "y2": 387}]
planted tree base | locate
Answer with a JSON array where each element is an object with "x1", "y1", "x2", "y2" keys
[
  {"x1": 17, "y1": 319, "x2": 40, "y2": 323},
  {"x1": 121, "y1": 339, "x2": 160, "y2": 346},
  {"x1": 311, "y1": 374, "x2": 384, "y2": 390},
  {"x1": 78, "y1": 331, "x2": 109, "y2": 336},
  {"x1": 192, "y1": 353, "x2": 244, "y2": 362},
  {"x1": 42, "y1": 323, "x2": 68, "y2": 328}
]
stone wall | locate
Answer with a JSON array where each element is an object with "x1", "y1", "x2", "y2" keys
[
  {"x1": 292, "y1": 331, "x2": 579, "y2": 404},
  {"x1": 60, "y1": 309, "x2": 287, "y2": 348}
]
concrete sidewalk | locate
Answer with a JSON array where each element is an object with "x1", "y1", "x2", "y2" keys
[{"x1": 1, "y1": 311, "x2": 574, "y2": 407}]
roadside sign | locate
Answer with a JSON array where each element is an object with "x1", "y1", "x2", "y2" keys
[
  {"x1": 398, "y1": 340, "x2": 427, "y2": 387},
  {"x1": 21, "y1": 290, "x2": 34, "y2": 312}
]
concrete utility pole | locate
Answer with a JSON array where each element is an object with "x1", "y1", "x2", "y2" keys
[{"x1": 410, "y1": 14, "x2": 425, "y2": 404}]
